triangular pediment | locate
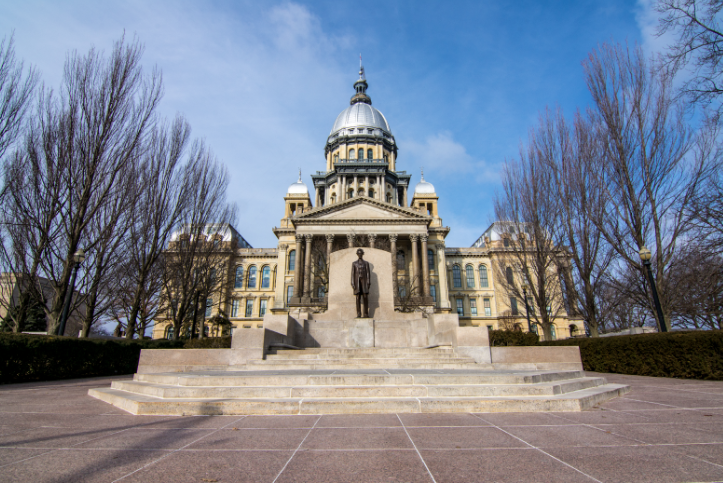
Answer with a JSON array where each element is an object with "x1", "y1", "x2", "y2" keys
[{"x1": 294, "y1": 197, "x2": 429, "y2": 223}]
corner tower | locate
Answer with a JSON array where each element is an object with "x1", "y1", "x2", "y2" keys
[{"x1": 312, "y1": 65, "x2": 411, "y2": 208}]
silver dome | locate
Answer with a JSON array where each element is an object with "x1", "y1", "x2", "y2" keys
[
  {"x1": 330, "y1": 103, "x2": 391, "y2": 135},
  {"x1": 414, "y1": 171, "x2": 436, "y2": 194},
  {"x1": 287, "y1": 171, "x2": 309, "y2": 195}
]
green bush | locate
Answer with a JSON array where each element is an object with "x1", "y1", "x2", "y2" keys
[
  {"x1": 489, "y1": 329, "x2": 539, "y2": 346},
  {"x1": 0, "y1": 333, "x2": 184, "y2": 384},
  {"x1": 183, "y1": 336, "x2": 232, "y2": 349},
  {"x1": 541, "y1": 330, "x2": 723, "y2": 380}
]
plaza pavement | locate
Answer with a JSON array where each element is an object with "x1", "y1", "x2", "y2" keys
[{"x1": 0, "y1": 372, "x2": 722, "y2": 482}]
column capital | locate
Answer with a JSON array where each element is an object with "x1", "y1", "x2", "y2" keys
[
  {"x1": 410, "y1": 234, "x2": 419, "y2": 243},
  {"x1": 325, "y1": 234, "x2": 335, "y2": 242},
  {"x1": 368, "y1": 233, "x2": 377, "y2": 241},
  {"x1": 295, "y1": 234, "x2": 304, "y2": 243},
  {"x1": 389, "y1": 234, "x2": 398, "y2": 243},
  {"x1": 420, "y1": 235, "x2": 428, "y2": 243},
  {"x1": 304, "y1": 234, "x2": 313, "y2": 242}
]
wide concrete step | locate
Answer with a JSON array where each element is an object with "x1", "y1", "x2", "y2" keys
[
  {"x1": 240, "y1": 362, "x2": 484, "y2": 371},
  {"x1": 88, "y1": 383, "x2": 631, "y2": 415},
  {"x1": 251, "y1": 357, "x2": 477, "y2": 365},
  {"x1": 112, "y1": 377, "x2": 606, "y2": 399},
  {"x1": 267, "y1": 349, "x2": 459, "y2": 359},
  {"x1": 134, "y1": 370, "x2": 587, "y2": 387}
]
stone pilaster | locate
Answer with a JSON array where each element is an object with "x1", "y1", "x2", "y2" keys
[
  {"x1": 420, "y1": 235, "x2": 430, "y2": 297},
  {"x1": 325, "y1": 234, "x2": 334, "y2": 264},
  {"x1": 303, "y1": 234, "x2": 313, "y2": 298},
  {"x1": 410, "y1": 235, "x2": 419, "y2": 295},
  {"x1": 294, "y1": 234, "x2": 304, "y2": 300},
  {"x1": 368, "y1": 233, "x2": 377, "y2": 249},
  {"x1": 436, "y1": 243, "x2": 451, "y2": 310},
  {"x1": 347, "y1": 233, "x2": 355, "y2": 248},
  {"x1": 390, "y1": 234, "x2": 398, "y2": 297}
]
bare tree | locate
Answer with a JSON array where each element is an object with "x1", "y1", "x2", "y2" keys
[
  {"x1": 656, "y1": 0, "x2": 723, "y2": 115},
  {"x1": 28, "y1": 35, "x2": 162, "y2": 335},
  {"x1": 494, "y1": 137, "x2": 568, "y2": 340},
  {"x1": 584, "y1": 42, "x2": 712, "y2": 332},
  {"x1": 535, "y1": 108, "x2": 617, "y2": 337},
  {"x1": 160, "y1": 143, "x2": 236, "y2": 340},
  {"x1": 667, "y1": 244, "x2": 723, "y2": 329},
  {"x1": 0, "y1": 33, "x2": 38, "y2": 160}
]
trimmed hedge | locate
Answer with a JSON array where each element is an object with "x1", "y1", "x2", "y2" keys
[
  {"x1": 0, "y1": 333, "x2": 184, "y2": 384},
  {"x1": 489, "y1": 330, "x2": 539, "y2": 346},
  {"x1": 541, "y1": 330, "x2": 723, "y2": 380},
  {"x1": 184, "y1": 336, "x2": 232, "y2": 349}
]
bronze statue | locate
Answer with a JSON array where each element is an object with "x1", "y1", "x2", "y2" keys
[{"x1": 351, "y1": 248, "x2": 371, "y2": 318}]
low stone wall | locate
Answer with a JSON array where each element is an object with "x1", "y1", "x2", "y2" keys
[{"x1": 490, "y1": 346, "x2": 583, "y2": 371}]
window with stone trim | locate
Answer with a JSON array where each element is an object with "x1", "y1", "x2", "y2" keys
[
  {"x1": 286, "y1": 286, "x2": 293, "y2": 304},
  {"x1": 452, "y1": 265, "x2": 462, "y2": 288},
  {"x1": 479, "y1": 265, "x2": 488, "y2": 288},
  {"x1": 234, "y1": 266, "x2": 244, "y2": 288},
  {"x1": 261, "y1": 266, "x2": 271, "y2": 288},
  {"x1": 505, "y1": 266, "x2": 514, "y2": 285},
  {"x1": 427, "y1": 249, "x2": 434, "y2": 270},
  {"x1": 245, "y1": 299, "x2": 254, "y2": 317},
  {"x1": 367, "y1": 148, "x2": 373, "y2": 159},
  {"x1": 510, "y1": 296, "x2": 519, "y2": 316},
  {"x1": 456, "y1": 298, "x2": 464, "y2": 316},
  {"x1": 397, "y1": 250, "x2": 405, "y2": 269},
  {"x1": 205, "y1": 298, "x2": 213, "y2": 317},
  {"x1": 231, "y1": 299, "x2": 239, "y2": 317},
  {"x1": 466, "y1": 265, "x2": 475, "y2": 288},
  {"x1": 484, "y1": 298, "x2": 491, "y2": 316},
  {"x1": 259, "y1": 299, "x2": 267, "y2": 317},
  {"x1": 248, "y1": 266, "x2": 257, "y2": 288},
  {"x1": 288, "y1": 251, "x2": 295, "y2": 271},
  {"x1": 349, "y1": 148, "x2": 355, "y2": 159},
  {"x1": 470, "y1": 299, "x2": 477, "y2": 316},
  {"x1": 430, "y1": 285, "x2": 437, "y2": 302}
]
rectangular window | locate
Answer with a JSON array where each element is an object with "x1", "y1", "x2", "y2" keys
[
  {"x1": 245, "y1": 299, "x2": 254, "y2": 317},
  {"x1": 484, "y1": 298, "x2": 491, "y2": 316},
  {"x1": 510, "y1": 297, "x2": 519, "y2": 316},
  {"x1": 430, "y1": 285, "x2": 437, "y2": 303},
  {"x1": 287, "y1": 286, "x2": 294, "y2": 304},
  {"x1": 527, "y1": 297, "x2": 535, "y2": 315},
  {"x1": 453, "y1": 266, "x2": 462, "y2": 288},
  {"x1": 209, "y1": 269, "x2": 216, "y2": 285},
  {"x1": 205, "y1": 298, "x2": 213, "y2": 317},
  {"x1": 456, "y1": 298, "x2": 464, "y2": 316},
  {"x1": 259, "y1": 299, "x2": 267, "y2": 317},
  {"x1": 231, "y1": 299, "x2": 239, "y2": 317},
  {"x1": 470, "y1": 299, "x2": 477, "y2": 316}
]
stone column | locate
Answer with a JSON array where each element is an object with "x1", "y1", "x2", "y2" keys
[
  {"x1": 420, "y1": 235, "x2": 430, "y2": 297},
  {"x1": 341, "y1": 176, "x2": 346, "y2": 200},
  {"x1": 389, "y1": 234, "x2": 398, "y2": 298},
  {"x1": 303, "y1": 234, "x2": 313, "y2": 298},
  {"x1": 410, "y1": 235, "x2": 419, "y2": 295},
  {"x1": 364, "y1": 175, "x2": 369, "y2": 196},
  {"x1": 436, "y1": 244, "x2": 451, "y2": 310},
  {"x1": 353, "y1": 175, "x2": 358, "y2": 197},
  {"x1": 368, "y1": 233, "x2": 376, "y2": 249},
  {"x1": 293, "y1": 234, "x2": 304, "y2": 300},
  {"x1": 315, "y1": 188, "x2": 320, "y2": 207},
  {"x1": 273, "y1": 244, "x2": 288, "y2": 308},
  {"x1": 325, "y1": 234, "x2": 334, "y2": 267},
  {"x1": 347, "y1": 233, "x2": 355, "y2": 248}
]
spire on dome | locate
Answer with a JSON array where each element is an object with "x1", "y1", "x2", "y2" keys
[{"x1": 351, "y1": 57, "x2": 371, "y2": 106}]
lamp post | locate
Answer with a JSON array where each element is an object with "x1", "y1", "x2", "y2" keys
[
  {"x1": 639, "y1": 246, "x2": 668, "y2": 333},
  {"x1": 57, "y1": 249, "x2": 86, "y2": 336},
  {"x1": 190, "y1": 290, "x2": 199, "y2": 339},
  {"x1": 521, "y1": 283, "x2": 533, "y2": 333}
]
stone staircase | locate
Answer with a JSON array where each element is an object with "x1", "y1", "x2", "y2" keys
[{"x1": 89, "y1": 347, "x2": 629, "y2": 415}]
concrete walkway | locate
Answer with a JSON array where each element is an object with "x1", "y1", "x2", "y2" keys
[{"x1": 0, "y1": 372, "x2": 722, "y2": 482}]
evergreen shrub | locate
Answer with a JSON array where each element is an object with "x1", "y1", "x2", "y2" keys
[
  {"x1": 183, "y1": 336, "x2": 232, "y2": 349},
  {"x1": 541, "y1": 330, "x2": 723, "y2": 380},
  {"x1": 0, "y1": 333, "x2": 184, "y2": 384},
  {"x1": 489, "y1": 329, "x2": 539, "y2": 346}
]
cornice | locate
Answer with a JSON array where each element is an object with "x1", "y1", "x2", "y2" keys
[{"x1": 293, "y1": 196, "x2": 431, "y2": 221}]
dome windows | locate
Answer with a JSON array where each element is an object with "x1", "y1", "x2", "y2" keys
[
  {"x1": 367, "y1": 148, "x2": 373, "y2": 160},
  {"x1": 349, "y1": 149, "x2": 356, "y2": 159}
]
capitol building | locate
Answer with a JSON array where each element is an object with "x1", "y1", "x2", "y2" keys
[{"x1": 152, "y1": 67, "x2": 583, "y2": 341}]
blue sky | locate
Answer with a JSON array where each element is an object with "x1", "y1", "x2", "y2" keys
[{"x1": 1, "y1": 0, "x2": 667, "y2": 248}]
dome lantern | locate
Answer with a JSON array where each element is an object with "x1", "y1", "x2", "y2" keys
[
  {"x1": 287, "y1": 169, "x2": 309, "y2": 195},
  {"x1": 414, "y1": 168, "x2": 436, "y2": 194}
]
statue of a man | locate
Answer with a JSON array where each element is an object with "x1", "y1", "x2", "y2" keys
[{"x1": 351, "y1": 248, "x2": 371, "y2": 318}]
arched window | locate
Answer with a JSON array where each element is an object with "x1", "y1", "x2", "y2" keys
[
  {"x1": 348, "y1": 189, "x2": 354, "y2": 199},
  {"x1": 479, "y1": 265, "x2": 488, "y2": 288},
  {"x1": 261, "y1": 266, "x2": 271, "y2": 288},
  {"x1": 386, "y1": 194, "x2": 392, "y2": 203},
  {"x1": 396, "y1": 250, "x2": 405, "y2": 269},
  {"x1": 505, "y1": 266, "x2": 514, "y2": 285},
  {"x1": 569, "y1": 324, "x2": 578, "y2": 337},
  {"x1": 466, "y1": 265, "x2": 475, "y2": 288},
  {"x1": 166, "y1": 325, "x2": 174, "y2": 340},
  {"x1": 427, "y1": 249, "x2": 434, "y2": 269},
  {"x1": 248, "y1": 266, "x2": 257, "y2": 288},
  {"x1": 368, "y1": 189, "x2": 374, "y2": 197},
  {"x1": 234, "y1": 266, "x2": 244, "y2": 288},
  {"x1": 453, "y1": 265, "x2": 462, "y2": 288},
  {"x1": 288, "y1": 251, "x2": 295, "y2": 271},
  {"x1": 331, "y1": 194, "x2": 337, "y2": 203},
  {"x1": 349, "y1": 148, "x2": 355, "y2": 159},
  {"x1": 367, "y1": 148, "x2": 373, "y2": 160},
  {"x1": 357, "y1": 189, "x2": 364, "y2": 197}
]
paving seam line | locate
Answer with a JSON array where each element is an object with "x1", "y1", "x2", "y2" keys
[
  {"x1": 271, "y1": 415, "x2": 321, "y2": 483},
  {"x1": 109, "y1": 415, "x2": 248, "y2": 482},
  {"x1": 396, "y1": 413, "x2": 438, "y2": 483},
  {"x1": 469, "y1": 413, "x2": 604, "y2": 483}
]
